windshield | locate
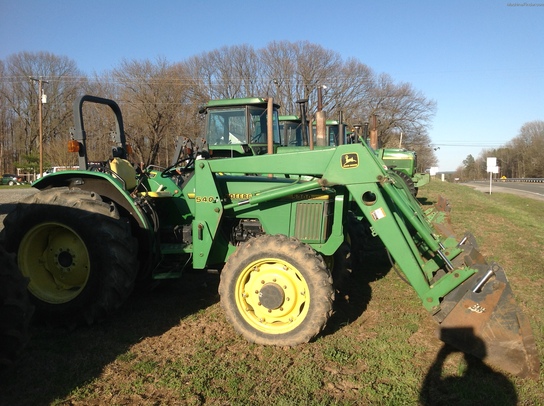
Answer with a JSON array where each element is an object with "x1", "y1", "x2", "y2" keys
[
  {"x1": 206, "y1": 106, "x2": 280, "y2": 146},
  {"x1": 280, "y1": 121, "x2": 304, "y2": 146},
  {"x1": 206, "y1": 108, "x2": 247, "y2": 145},
  {"x1": 248, "y1": 107, "x2": 280, "y2": 144},
  {"x1": 310, "y1": 124, "x2": 350, "y2": 146}
]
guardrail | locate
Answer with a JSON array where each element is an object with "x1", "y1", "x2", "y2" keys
[{"x1": 496, "y1": 178, "x2": 544, "y2": 183}]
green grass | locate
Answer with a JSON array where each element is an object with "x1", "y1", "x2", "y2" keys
[{"x1": 1, "y1": 180, "x2": 542, "y2": 405}]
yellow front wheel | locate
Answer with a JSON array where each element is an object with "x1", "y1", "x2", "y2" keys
[{"x1": 219, "y1": 234, "x2": 334, "y2": 346}]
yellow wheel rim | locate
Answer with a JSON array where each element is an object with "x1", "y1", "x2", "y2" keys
[
  {"x1": 235, "y1": 258, "x2": 310, "y2": 334},
  {"x1": 18, "y1": 222, "x2": 90, "y2": 304}
]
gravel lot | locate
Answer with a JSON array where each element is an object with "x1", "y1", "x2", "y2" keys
[{"x1": 0, "y1": 188, "x2": 38, "y2": 229}]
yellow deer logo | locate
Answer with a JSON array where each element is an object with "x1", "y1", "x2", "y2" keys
[{"x1": 341, "y1": 153, "x2": 359, "y2": 168}]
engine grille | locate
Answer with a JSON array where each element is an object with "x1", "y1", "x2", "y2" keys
[{"x1": 294, "y1": 200, "x2": 332, "y2": 243}]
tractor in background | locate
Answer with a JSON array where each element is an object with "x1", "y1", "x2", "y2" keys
[{"x1": 378, "y1": 148, "x2": 430, "y2": 197}]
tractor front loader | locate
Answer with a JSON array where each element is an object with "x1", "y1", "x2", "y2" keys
[{"x1": 2, "y1": 95, "x2": 539, "y2": 379}]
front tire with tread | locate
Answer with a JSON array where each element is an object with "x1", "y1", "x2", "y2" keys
[{"x1": 219, "y1": 234, "x2": 334, "y2": 346}]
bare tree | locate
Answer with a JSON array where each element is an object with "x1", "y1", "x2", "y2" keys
[
  {"x1": 259, "y1": 41, "x2": 299, "y2": 114},
  {"x1": 486, "y1": 120, "x2": 544, "y2": 178},
  {"x1": 514, "y1": 120, "x2": 544, "y2": 177},
  {"x1": 111, "y1": 58, "x2": 191, "y2": 166},
  {"x1": 0, "y1": 60, "x2": 11, "y2": 173},
  {"x1": 258, "y1": 42, "x2": 436, "y2": 166},
  {"x1": 182, "y1": 45, "x2": 262, "y2": 103},
  {"x1": 0, "y1": 51, "x2": 85, "y2": 173},
  {"x1": 1, "y1": 42, "x2": 441, "y2": 171},
  {"x1": 326, "y1": 58, "x2": 375, "y2": 121},
  {"x1": 364, "y1": 74, "x2": 437, "y2": 147},
  {"x1": 259, "y1": 41, "x2": 343, "y2": 115},
  {"x1": 179, "y1": 41, "x2": 438, "y2": 167}
]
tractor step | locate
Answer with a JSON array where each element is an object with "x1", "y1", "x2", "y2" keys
[
  {"x1": 152, "y1": 249, "x2": 192, "y2": 280},
  {"x1": 160, "y1": 242, "x2": 191, "y2": 255}
]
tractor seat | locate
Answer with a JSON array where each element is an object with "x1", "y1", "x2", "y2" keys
[{"x1": 109, "y1": 157, "x2": 138, "y2": 190}]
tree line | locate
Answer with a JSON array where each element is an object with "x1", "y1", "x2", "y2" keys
[
  {"x1": 2, "y1": 41, "x2": 443, "y2": 177},
  {"x1": 459, "y1": 120, "x2": 544, "y2": 180}
]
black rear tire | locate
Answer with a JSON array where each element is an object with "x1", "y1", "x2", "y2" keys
[
  {"x1": 0, "y1": 245, "x2": 33, "y2": 368},
  {"x1": 219, "y1": 234, "x2": 334, "y2": 346},
  {"x1": 2, "y1": 187, "x2": 138, "y2": 326}
]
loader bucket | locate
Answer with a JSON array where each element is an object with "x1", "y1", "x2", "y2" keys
[{"x1": 438, "y1": 263, "x2": 540, "y2": 379}]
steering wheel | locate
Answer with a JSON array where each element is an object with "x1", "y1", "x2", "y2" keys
[{"x1": 160, "y1": 157, "x2": 195, "y2": 178}]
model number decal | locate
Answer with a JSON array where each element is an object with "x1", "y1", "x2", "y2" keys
[{"x1": 195, "y1": 196, "x2": 216, "y2": 203}]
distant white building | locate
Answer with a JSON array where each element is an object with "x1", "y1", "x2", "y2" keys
[{"x1": 37, "y1": 166, "x2": 79, "y2": 179}]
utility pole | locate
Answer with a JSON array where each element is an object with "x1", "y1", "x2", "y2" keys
[{"x1": 30, "y1": 76, "x2": 48, "y2": 178}]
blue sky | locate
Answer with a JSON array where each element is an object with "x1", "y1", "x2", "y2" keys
[{"x1": 1, "y1": 0, "x2": 542, "y2": 171}]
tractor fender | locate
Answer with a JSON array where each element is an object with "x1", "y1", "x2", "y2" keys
[
  {"x1": 32, "y1": 172, "x2": 158, "y2": 277},
  {"x1": 32, "y1": 171, "x2": 153, "y2": 234}
]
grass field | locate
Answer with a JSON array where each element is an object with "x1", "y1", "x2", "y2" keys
[{"x1": 1, "y1": 180, "x2": 542, "y2": 405}]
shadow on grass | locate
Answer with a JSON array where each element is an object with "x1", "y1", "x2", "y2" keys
[
  {"x1": 420, "y1": 334, "x2": 518, "y2": 406},
  {"x1": 0, "y1": 271, "x2": 220, "y2": 406},
  {"x1": 324, "y1": 244, "x2": 392, "y2": 337},
  {"x1": 416, "y1": 196, "x2": 434, "y2": 206}
]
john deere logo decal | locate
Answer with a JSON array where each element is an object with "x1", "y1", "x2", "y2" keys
[{"x1": 341, "y1": 153, "x2": 359, "y2": 168}]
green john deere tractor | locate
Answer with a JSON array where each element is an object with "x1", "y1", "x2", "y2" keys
[{"x1": 1, "y1": 95, "x2": 539, "y2": 379}]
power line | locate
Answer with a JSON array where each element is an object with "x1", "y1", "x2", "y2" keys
[{"x1": 432, "y1": 142, "x2": 508, "y2": 147}]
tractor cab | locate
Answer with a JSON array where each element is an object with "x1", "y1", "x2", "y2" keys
[
  {"x1": 201, "y1": 97, "x2": 281, "y2": 158},
  {"x1": 279, "y1": 115, "x2": 306, "y2": 146},
  {"x1": 314, "y1": 120, "x2": 353, "y2": 146}
]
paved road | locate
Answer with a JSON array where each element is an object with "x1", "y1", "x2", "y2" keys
[{"x1": 465, "y1": 181, "x2": 544, "y2": 202}]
